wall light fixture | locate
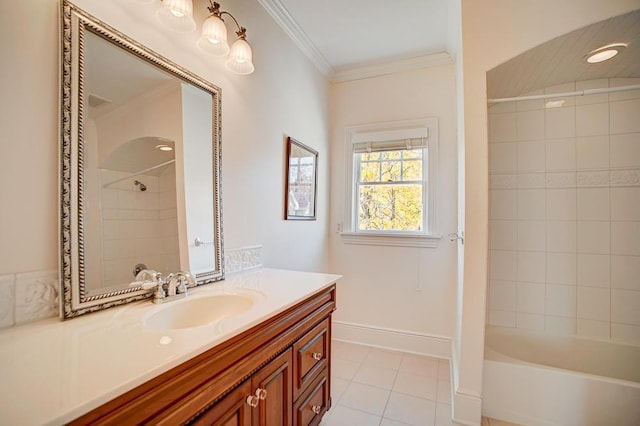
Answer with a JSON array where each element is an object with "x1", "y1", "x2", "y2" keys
[{"x1": 156, "y1": 0, "x2": 255, "y2": 75}]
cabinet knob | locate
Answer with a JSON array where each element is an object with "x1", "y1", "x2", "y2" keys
[
  {"x1": 246, "y1": 395, "x2": 259, "y2": 407},
  {"x1": 255, "y1": 387, "x2": 268, "y2": 400},
  {"x1": 311, "y1": 405, "x2": 321, "y2": 414},
  {"x1": 312, "y1": 352, "x2": 323, "y2": 360}
]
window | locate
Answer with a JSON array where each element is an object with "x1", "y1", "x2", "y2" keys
[{"x1": 342, "y1": 119, "x2": 439, "y2": 247}]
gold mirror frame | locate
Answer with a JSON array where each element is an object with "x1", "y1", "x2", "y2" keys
[{"x1": 60, "y1": 0, "x2": 224, "y2": 319}]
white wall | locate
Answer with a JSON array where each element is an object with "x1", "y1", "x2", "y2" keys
[
  {"x1": 329, "y1": 65, "x2": 458, "y2": 343},
  {"x1": 0, "y1": 0, "x2": 330, "y2": 325},
  {"x1": 456, "y1": 0, "x2": 640, "y2": 423},
  {"x1": 94, "y1": 82, "x2": 183, "y2": 165}
]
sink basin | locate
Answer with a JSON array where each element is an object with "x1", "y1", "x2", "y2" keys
[{"x1": 144, "y1": 293, "x2": 256, "y2": 330}]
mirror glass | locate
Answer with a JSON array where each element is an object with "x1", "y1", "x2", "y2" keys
[
  {"x1": 285, "y1": 137, "x2": 318, "y2": 220},
  {"x1": 60, "y1": 1, "x2": 223, "y2": 318}
]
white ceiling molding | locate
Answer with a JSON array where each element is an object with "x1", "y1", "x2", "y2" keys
[
  {"x1": 256, "y1": 0, "x2": 334, "y2": 77},
  {"x1": 257, "y1": 0, "x2": 453, "y2": 82},
  {"x1": 332, "y1": 52, "x2": 453, "y2": 83}
]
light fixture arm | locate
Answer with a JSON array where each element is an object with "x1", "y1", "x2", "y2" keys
[{"x1": 207, "y1": 1, "x2": 248, "y2": 39}]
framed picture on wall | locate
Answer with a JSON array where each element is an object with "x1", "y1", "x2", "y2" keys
[{"x1": 285, "y1": 137, "x2": 318, "y2": 220}]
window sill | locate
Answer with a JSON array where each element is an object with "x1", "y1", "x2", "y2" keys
[{"x1": 339, "y1": 232, "x2": 441, "y2": 248}]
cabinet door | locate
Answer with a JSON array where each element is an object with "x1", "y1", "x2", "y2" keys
[
  {"x1": 252, "y1": 348, "x2": 293, "y2": 426},
  {"x1": 192, "y1": 380, "x2": 253, "y2": 426}
]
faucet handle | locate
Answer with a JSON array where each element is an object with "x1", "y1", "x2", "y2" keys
[
  {"x1": 135, "y1": 269, "x2": 162, "y2": 283},
  {"x1": 176, "y1": 277, "x2": 189, "y2": 295},
  {"x1": 180, "y1": 271, "x2": 197, "y2": 288},
  {"x1": 173, "y1": 272, "x2": 196, "y2": 295},
  {"x1": 133, "y1": 269, "x2": 166, "y2": 300}
]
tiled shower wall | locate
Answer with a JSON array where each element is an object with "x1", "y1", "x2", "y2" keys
[
  {"x1": 487, "y1": 78, "x2": 640, "y2": 344},
  {"x1": 99, "y1": 166, "x2": 180, "y2": 289}
]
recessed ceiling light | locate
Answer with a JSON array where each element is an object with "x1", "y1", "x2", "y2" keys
[
  {"x1": 586, "y1": 43, "x2": 628, "y2": 63},
  {"x1": 155, "y1": 144, "x2": 173, "y2": 152}
]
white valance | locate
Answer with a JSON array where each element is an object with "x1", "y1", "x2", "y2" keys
[{"x1": 351, "y1": 127, "x2": 429, "y2": 153}]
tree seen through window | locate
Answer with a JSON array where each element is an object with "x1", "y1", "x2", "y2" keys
[{"x1": 356, "y1": 148, "x2": 425, "y2": 231}]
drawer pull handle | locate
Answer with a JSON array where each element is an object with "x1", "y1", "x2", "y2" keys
[
  {"x1": 311, "y1": 405, "x2": 321, "y2": 414},
  {"x1": 255, "y1": 388, "x2": 268, "y2": 400},
  {"x1": 246, "y1": 395, "x2": 259, "y2": 407},
  {"x1": 312, "y1": 352, "x2": 323, "y2": 360}
]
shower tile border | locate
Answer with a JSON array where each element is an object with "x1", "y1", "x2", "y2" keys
[{"x1": 490, "y1": 168, "x2": 640, "y2": 189}]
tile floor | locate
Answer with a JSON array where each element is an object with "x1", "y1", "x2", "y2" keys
[
  {"x1": 322, "y1": 340, "x2": 454, "y2": 426},
  {"x1": 322, "y1": 340, "x2": 520, "y2": 426}
]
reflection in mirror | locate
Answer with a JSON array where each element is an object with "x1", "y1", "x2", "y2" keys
[
  {"x1": 285, "y1": 137, "x2": 318, "y2": 221},
  {"x1": 60, "y1": 1, "x2": 223, "y2": 318},
  {"x1": 84, "y1": 31, "x2": 182, "y2": 295}
]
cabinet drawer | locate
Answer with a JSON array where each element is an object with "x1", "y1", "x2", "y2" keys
[
  {"x1": 292, "y1": 318, "x2": 329, "y2": 399},
  {"x1": 293, "y1": 367, "x2": 328, "y2": 426}
]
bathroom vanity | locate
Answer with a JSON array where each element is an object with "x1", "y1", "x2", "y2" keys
[
  {"x1": 22, "y1": 4, "x2": 342, "y2": 424},
  {"x1": 0, "y1": 269, "x2": 339, "y2": 425}
]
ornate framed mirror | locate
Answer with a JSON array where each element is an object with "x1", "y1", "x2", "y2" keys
[{"x1": 60, "y1": 0, "x2": 224, "y2": 318}]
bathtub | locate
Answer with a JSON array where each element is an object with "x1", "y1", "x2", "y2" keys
[{"x1": 482, "y1": 327, "x2": 640, "y2": 426}]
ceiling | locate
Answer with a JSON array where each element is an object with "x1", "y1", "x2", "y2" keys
[
  {"x1": 257, "y1": 0, "x2": 453, "y2": 80},
  {"x1": 85, "y1": 30, "x2": 173, "y2": 110},
  {"x1": 488, "y1": 9, "x2": 640, "y2": 99},
  {"x1": 101, "y1": 137, "x2": 175, "y2": 175}
]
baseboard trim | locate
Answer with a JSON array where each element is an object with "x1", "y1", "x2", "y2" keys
[
  {"x1": 332, "y1": 320, "x2": 451, "y2": 359},
  {"x1": 451, "y1": 389, "x2": 483, "y2": 425},
  {"x1": 450, "y1": 340, "x2": 483, "y2": 425}
]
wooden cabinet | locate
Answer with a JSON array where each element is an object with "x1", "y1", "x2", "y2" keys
[
  {"x1": 70, "y1": 285, "x2": 336, "y2": 426},
  {"x1": 192, "y1": 380, "x2": 252, "y2": 426},
  {"x1": 293, "y1": 318, "x2": 329, "y2": 401},
  {"x1": 293, "y1": 367, "x2": 329, "y2": 426},
  {"x1": 194, "y1": 349, "x2": 292, "y2": 426},
  {"x1": 251, "y1": 349, "x2": 293, "y2": 426}
]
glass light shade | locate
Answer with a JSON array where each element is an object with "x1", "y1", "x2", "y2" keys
[
  {"x1": 197, "y1": 15, "x2": 230, "y2": 55},
  {"x1": 225, "y1": 38, "x2": 255, "y2": 75},
  {"x1": 156, "y1": 0, "x2": 196, "y2": 33},
  {"x1": 586, "y1": 49, "x2": 618, "y2": 63}
]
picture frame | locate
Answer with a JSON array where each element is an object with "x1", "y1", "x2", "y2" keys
[{"x1": 285, "y1": 137, "x2": 318, "y2": 220}]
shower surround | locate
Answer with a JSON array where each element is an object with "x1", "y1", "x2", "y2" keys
[{"x1": 487, "y1": 77, "x2": 640, "y2": 344}]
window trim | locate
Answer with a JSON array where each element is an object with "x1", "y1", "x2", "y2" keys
[{"x1": 341, "y1": 118, "x2": 440, "y2": 247}]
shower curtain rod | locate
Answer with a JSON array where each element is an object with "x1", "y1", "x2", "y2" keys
[
  {"x1": 102, "y1": 159, "x2": 176, "y2": 188},
  {"x1": 487, "y1": 83, "x2": 640, "y2": 104}
]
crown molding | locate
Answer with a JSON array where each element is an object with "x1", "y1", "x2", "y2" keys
[
  {"x1": 257, "y1": 0, "x2": 453, "y2": 82},
  {"x1": 256, "y1": 0, "x2": 334, "y2": 77},
  {"x1": 332, "y1": 52, "x2": 453, "y2": 83}
]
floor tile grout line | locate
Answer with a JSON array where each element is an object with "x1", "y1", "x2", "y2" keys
[
  {"x1": 378, "y1": 355, "x2": 401, "y2": 426},
  {"x1": 330, "y1": 341, "x2": 453, "y2": 426},
  {"x1": 326, "y1": 403, "x2": 381, "y2": 424}
]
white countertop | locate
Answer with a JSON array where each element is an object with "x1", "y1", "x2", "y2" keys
[{"x1": 0, "y1": 268, "x2": 340, "y2": 426}]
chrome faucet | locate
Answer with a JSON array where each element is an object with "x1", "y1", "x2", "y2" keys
[
  {"x1": 132, "y1": 269, "x2": 197, "y2": 304},
  {"x1": 166, "y1": 271, "x2": 196, "y2": 297},
  {"x1": 135, "y1": 269, "x2": 166, "y2": 301}
]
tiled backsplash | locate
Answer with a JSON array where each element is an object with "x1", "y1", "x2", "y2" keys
[
  {"x1": 0, "y1": 245, "x2": 263, "y2": 330},
  {"x1": 487, "y1": 78, "x2": 640, "y2": 343},
  {"x1": 0, "y1": 271, "x2": 58, "y2": 329},
  {"x1": 225, "y1": 245, "x2": 264, "y2": 274}
]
